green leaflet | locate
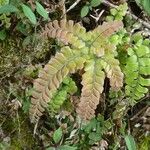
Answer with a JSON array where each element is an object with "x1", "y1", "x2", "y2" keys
[
  {"x1": 21, "y1": 4, "x2": 37, "y2": 25},
  {"x1": 80, "y1": 5, "x2": 89, "y2": 18},
  {"x1": 140, "y1": 67, "x2": 150, "y2": 75},
  {"x1": 139, "y1": 57, "x2": 150, "y2": 66},
  {"x1": 0, "y1": 4, "x2": 18, "y2": 14},
  {"x1": 135, "y1": 45, "x2": 149, "y2": 57},
  {"x1": 139, "y1": 77, "x2": 150, "y2": 86},
  {"x1": 90, "y1": 0, "x2": 102, "y2": 7},
  {"x1": 53, "y1": 127, "x2": 63, "y2": 144},
  {"x1": 136, "y1": 84, "x2": 148, "y2": 93},
  {"x1": 125, "y1": 134, "x2": 137, "y2": 150},
  {"x1": 36, "y1": 1, "x2": 48, "y2": 20},
  {"x1": 88, "y1": 132, "x2": 102, "y2": 144}
]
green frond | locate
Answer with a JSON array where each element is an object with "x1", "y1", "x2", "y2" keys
[
  {"x1": 77, "y1": 59, "x2": 105, "y2": 120},
  {"x1": 49, "y1": 89, "x2": 67, "y2": 113},
  {"x1": 48, "y1": 77, "x2": 77, "y2": 114},
  {"x1": 124, "y1": 42, "x2": 150, "y2": 103},
  {"x1": 29, "y1": 46, "x2": 86, "y2": 123}
]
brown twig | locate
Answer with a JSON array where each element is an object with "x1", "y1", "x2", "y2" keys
[{"x1": 60, "y1": 0, "x2": 66, "y2": 20}]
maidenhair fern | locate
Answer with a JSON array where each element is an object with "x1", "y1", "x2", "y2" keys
[
  {"x1": 29, "y1": 19, "x2": 150, "y2": 123},
  {"x1": 124, "y1": 34, "x2": 150, "y2": 104},
  {"x1": 29, "y1": 19, "x2": 124, "y2": 123}
]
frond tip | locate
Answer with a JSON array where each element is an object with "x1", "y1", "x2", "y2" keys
[
  {"x1": 41, "y1": 20, "x2": 86, "y2": 48},
  {"x1": 76, "y1": 59, "x2": 105, "y2": 120},
  {"x1": 103, "y1": 55, "x2": 124, "y2": 90}
]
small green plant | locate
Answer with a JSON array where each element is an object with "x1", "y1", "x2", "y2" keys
[
  {"x1": 53, "y1": 127, "x2": 63, "y2": 144},
  {"x1": 123, "y1": 34, "x2": 150, "y2": 104},
  {"x1": 106, "y1": 3, "x2": 128, "y2": 21},
  {"x1": 46, "y1": 127, "x2": 77, "y2": 150},
  {"x1": 21, "y1": 1, "x2": 48, "y2": 25},
  {"x1": 48, "y1": 77, "x2": 77, "y2": 114},
  {"x1": 0, "y1": 1, "x2": 48, "y2": 25},
  {"x1": 80, "y1": 0, "x2": 102, "y2": 18},
  {"x1": 81, "y1": 115, "x2": 112, "y2": 145}
]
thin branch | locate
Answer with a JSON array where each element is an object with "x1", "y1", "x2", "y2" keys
[
  {"x1": 60, "y1": 0, "x2": 66, "y2": 20},
  {"x1": 66, "y1": 0, "x2": 81, "y2": 13},
  {"x1": 128, "y1": 12, "x2": 150, "y2": 29},
  {"x1": 90, "y1": 9, "x2": 105, "y2": 22}
]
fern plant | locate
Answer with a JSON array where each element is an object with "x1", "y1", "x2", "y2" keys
[
  {"x1": 29, "y1": 19, "x2": 124, "y2": 123},
  {"x1": 124, "y1": 34, "x2": 150, "y2": 104}
]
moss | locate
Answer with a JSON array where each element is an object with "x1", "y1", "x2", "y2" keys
[
  {"x1": 2, "y1": 111, "x2": 39, "y2": 150},
  {"x1": 138, "y1": 136, "x2": 150, "y2": 150},
  {"x1": 0, "y1": 37, "x2": 51, "y2": 78},
  {"x1": 0, "y1": 34, "x2": 53, "y2": 149}
]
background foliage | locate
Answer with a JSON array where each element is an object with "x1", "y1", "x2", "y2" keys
[{"x1": 0, "y1": 0, "x2": 149, "y2": 149}]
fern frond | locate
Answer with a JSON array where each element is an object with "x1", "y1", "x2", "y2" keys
[
  {"x1": 76, "y1": 59, "x2": 105, "y2": 120},
  {"x1": 124, "y1": 44, "x2": 150, "y2": 103},
  {"x1": 30, "y1": 20, "x2": 124, "y2": 123},
  {"x1": 29, "y1": 46, "x2": 86, "y2": 122},
  {"x1": 102, "y1": 54, "x2": 124, "y2": 90},
  {"x1": 49, "y1": 89, "x2": 67, "y2": 114},
  {"x1": 92, "y1": 21, "x2": 123, "y2": 37},
  {"x1": 89, "y1": 21, "x2": 123, "y2": 57},
  {"x1": 41, "y1": 20, "x2": 87, "y2": 48}
]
